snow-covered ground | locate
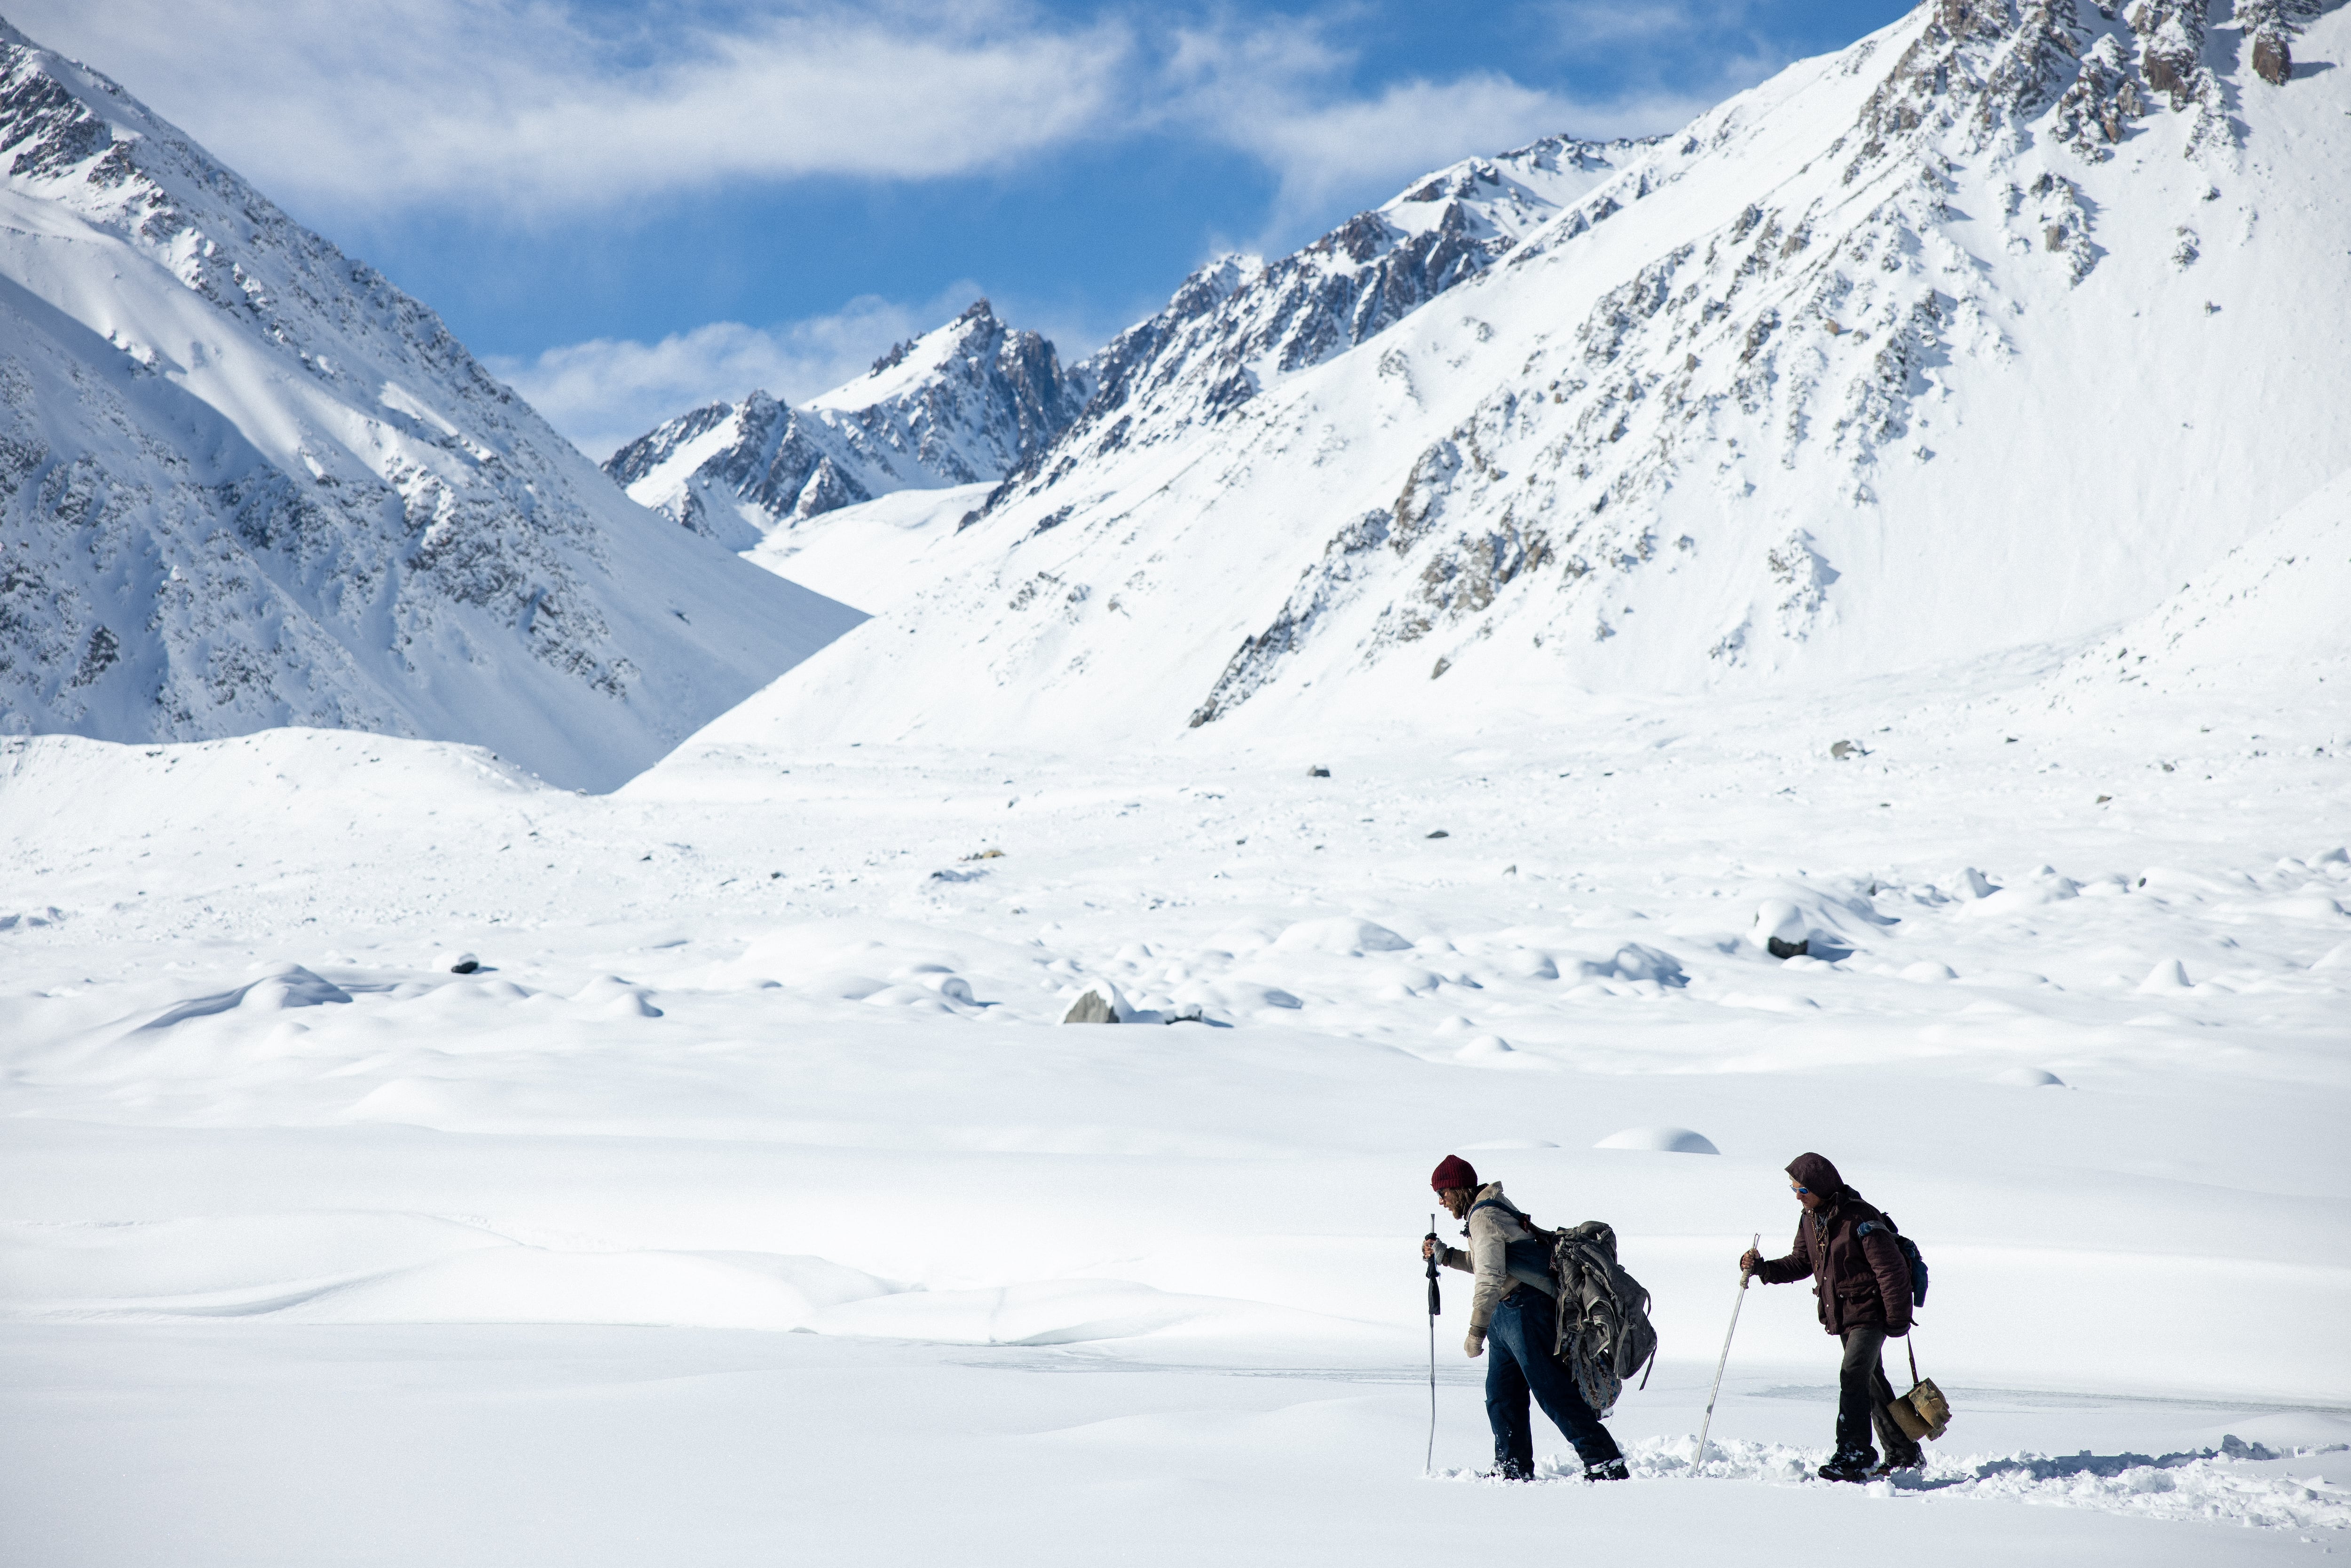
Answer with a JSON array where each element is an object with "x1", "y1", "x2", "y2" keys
[
  {"x1": 742, "y1": 481, "x2": 994, "y2": 613},
  {"x1": 3, "y1": 3, "x2": 2347, "y2": 1560},
  {"x1": 3, "y1": 638, "x2": 2345, "y2": 1564}
]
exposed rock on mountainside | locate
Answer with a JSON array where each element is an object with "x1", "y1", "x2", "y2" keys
[
  {"x1": 608, "y1": 139, "x2": 1646, "y2": 552},
  {"x1": 604, "y1": 300, "x2": 1089, "y2": 547},
  {"x1": 983, "y1": 135, "x2": 1650, "y2": 512},
  {"x1": 0, "y1": 19, "x2": 860, "y2": 790},
  {"x1": 699, "y1": 0, "x2": 2351, "y2": 754}
]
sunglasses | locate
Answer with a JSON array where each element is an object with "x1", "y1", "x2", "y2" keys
[{"x1": 1789, "y1": 1184, "x2": 1811, "y2": 1195}]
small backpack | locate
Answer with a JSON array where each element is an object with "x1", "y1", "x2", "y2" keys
[{"x1": 1855, "y1": 1215, "x2": 1930, "y2": 1308}]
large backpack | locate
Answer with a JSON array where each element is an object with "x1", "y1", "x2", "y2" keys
[
  {"x1": 1854, "y1": 1214, "x2": 1930, "y2": 1308},
  {"x1": 1468, "y1": 1200, "x2": 1659, "y2": 1416},
  {"x1": 1546, "y1": 1221, "x2": 1658, "y2": 1417}
]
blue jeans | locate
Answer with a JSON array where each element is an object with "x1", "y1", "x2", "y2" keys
[{"x1": 1484, "y1": 1289, "x2": 1622, "y2": 1476}]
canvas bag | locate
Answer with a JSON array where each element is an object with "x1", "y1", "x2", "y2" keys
[{"x1": 1888, "y1": 1335, "x2": 1953, "y2": 1441}]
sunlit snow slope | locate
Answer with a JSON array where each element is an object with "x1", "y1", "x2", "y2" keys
[
  {"x1": 0, "y1": 19, "x2": 864, "y2": 791},
  {"x1": 716, "y1": 0, "x2": 2349, "y2": 751},
  {"x1": 979, "y1": 133, "x2": 1652, "y2": 507}
]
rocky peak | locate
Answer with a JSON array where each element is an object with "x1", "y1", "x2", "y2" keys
[
  {"x1": 604, "y1": 300, "x2": 1088, "y2": 542},
  {"x1": 970, "y1": 133, "x2": 1653, "y2": 520}
]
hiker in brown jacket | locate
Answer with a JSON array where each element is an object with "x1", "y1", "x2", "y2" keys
[{"x1": 1739, "y1": 1151, "x2": 1925, "y2": 1481}]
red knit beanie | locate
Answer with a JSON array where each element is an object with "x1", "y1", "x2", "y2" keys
[{"x1": 1430, "y1": 1154, "x2": 1478, "y2": 1192}]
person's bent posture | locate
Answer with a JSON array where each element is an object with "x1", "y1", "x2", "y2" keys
[
  {"x1": 1421, "y1": 1154, "x2": 1628, "y2": 1482},
  {"x1": 1740, "y1": 1152, "x2": 1923, "y2": 1482}
]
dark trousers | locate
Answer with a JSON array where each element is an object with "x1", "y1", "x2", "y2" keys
[
  {"x1": 1483, "y1": 1289, "x2": 1622, "y2": 1477},
  {"x1": 1837, "y1": 1326, "x2": 1921, "y2": 1465}
]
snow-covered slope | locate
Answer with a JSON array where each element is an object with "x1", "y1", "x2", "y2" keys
[
  {"x1": 0, "y1": 19, "x2": 862, "y2": 791},
  {"x1": 2055, "y1": 461, "x2": 2351, "y2": 697},
  {"x1": 707, "y1": 0, "x2": 2349, "y2": 752},
  {"x1": 606, "y1": 139, "x2": 1643, "y2": 558},
  {"x1": 985, "y1": 134, "x2": 1650, "y2": 510},
  {"x1": 741, "y1": 482, "x2": 994, "y2": 615},
  {"x1": 603, "y1": 300, "x2": 1089, "y2": 547}
]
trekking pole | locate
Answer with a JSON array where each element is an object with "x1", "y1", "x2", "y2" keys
[
  {"x1": 1425, "y1": 1212, "x2": 1441, "y2": 1474},
  {"x1": 1694, "y1": 1233, "x2": 1760, "y2": 1473}
]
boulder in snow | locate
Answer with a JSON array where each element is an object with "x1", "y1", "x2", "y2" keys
[{"x1": 1063, "y1": 990, "x2": 1117, "y2": 1024}]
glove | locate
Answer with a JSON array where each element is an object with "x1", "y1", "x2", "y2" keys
[{"x1": 1464, "y1": 1329, "x2": 1485, "y2": 1359}]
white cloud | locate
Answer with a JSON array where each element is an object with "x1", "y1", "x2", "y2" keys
[
  {"x1": 17, "y1": 0, "x2": 1720, "y2": 233},
  {"x1": 1145, "y1": 13, "x2": 1717, "y2": 252},
  {"x1": 14, "y1": 0, "x2": 1128, "y2": 212},
  {"x1": 487, "y1": 285, "x2": 988, "y2": 460}
]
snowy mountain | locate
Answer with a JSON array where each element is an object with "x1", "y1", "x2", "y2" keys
[
  {"x1": 0, "y1": 19, "x2": 861, "y2": 791},
  {"x1": 603, "y1": 300, "x2": 1089, "y2": 547},
  {"x1": 983, "y1": 134, "x2": 1650, "y2": 511},
  {"x1": 607, "y1": 138, "x2": 1643, "y2": 552},
  {"x1": 698, "y1": 0, "x2": 2351, "y2": 753}
]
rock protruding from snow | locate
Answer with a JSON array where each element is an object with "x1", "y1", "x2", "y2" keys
[
  {"x1": 1062, "y1": 989, "x2": 1117, "y2": 1024},
  {"x1": 604, "y1": 300, "x2": 1089, "y2": 546},
  {"x1": 0, "y1": 20, "x2": 862, "y2": 790}
]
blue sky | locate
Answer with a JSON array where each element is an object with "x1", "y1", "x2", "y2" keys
[{"x1": 28, "y1": 0, "x2": 1909, "y2": 455}]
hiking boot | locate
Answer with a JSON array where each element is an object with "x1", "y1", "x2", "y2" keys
[
  {"x1": 1488, "y1": 1461, "x2": 1534, "y2": 1483},
  {"x1": 1584, "y1": 1458, "x2": 1630, "y2": 1482},
  {"x1": 1870, "y1": 1452, "x2": 1924, "y2": 1478},
  {"x1": 1816, "y1": 1454, "x2": 1874, "y2": 1483}
]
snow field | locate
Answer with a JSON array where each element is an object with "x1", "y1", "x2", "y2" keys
[
  {"x1": 5, "y1": 640, "x2": 2350, "y2": 1561},
  {"x1": 4, "y1": 1321, "x2": 2344, "y2": 1567}
]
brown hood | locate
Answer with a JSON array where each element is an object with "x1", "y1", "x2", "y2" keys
[{"x1": 1786, "y1": 1151, "x2": 1846, "y2": 1198}]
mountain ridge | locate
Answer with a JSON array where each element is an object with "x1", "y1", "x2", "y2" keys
[
  {"x1": 682, "y1": 0, "x2": 2351, "y2": 757},
  {"x1": 977, "y1": 133, "x2": 1656, "y2": 517},
  {"x1": 603, "y1": 299, "x2": 1089, "y2": 547},
  {"x1": 0, "y1": 16, "x2": 860, "y2": 789}
]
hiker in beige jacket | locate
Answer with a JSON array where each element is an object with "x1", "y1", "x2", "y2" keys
[{"x1": 1420, "y1": 1154, "x2": 1626, "y2": 1481}]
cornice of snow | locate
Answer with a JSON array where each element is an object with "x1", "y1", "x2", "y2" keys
[
  {"x1": 690, "y1": 0, "x2": 2351, "y2": 755},
  {"x1": 0, "y1": 19, "x2": 862, "y2": 789}
]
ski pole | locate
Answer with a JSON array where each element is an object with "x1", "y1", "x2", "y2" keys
[
  {"x1": 1694, "y1": 1233, "x2": 1759, "y2": 1472},
  {"x1": 1425, "y1": 1212, "x2": 1441, "y2": 1474}
]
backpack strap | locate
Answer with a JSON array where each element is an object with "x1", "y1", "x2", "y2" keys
[{"x1": 1471, "y1": 1197, "x2": 1548, "y2": 1239}]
